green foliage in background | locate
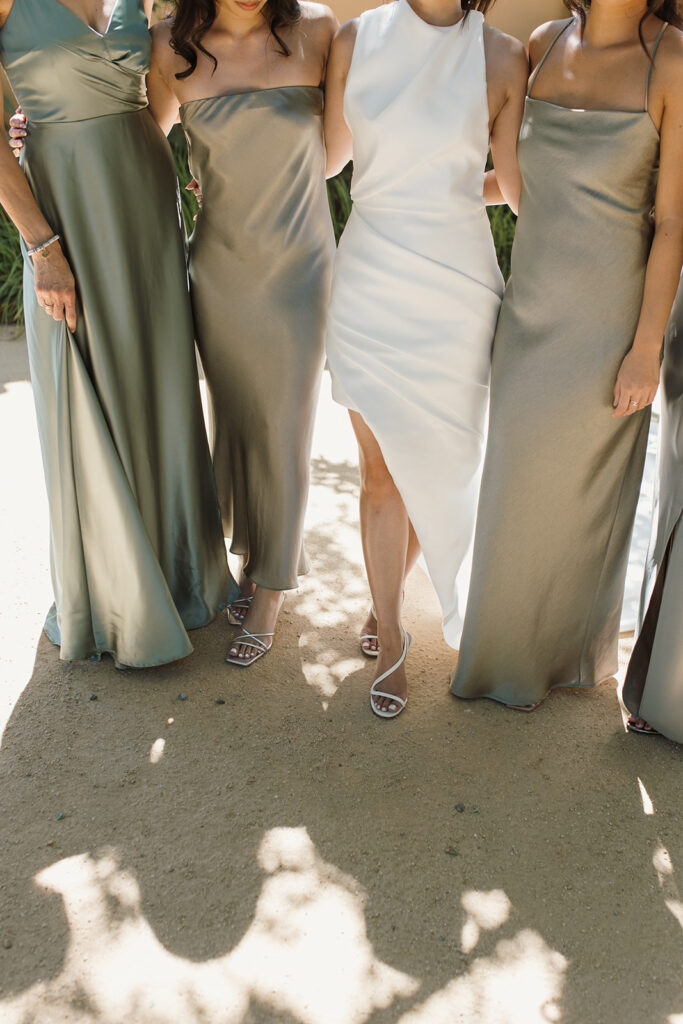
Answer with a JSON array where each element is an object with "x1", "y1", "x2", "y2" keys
[
  {"x1": 488, "y1": 203, "x2": 516, "y2": 282},
  {"x1": 0, "y1": 134, "x2": 516, "y2": 325},
  {"x1": 0, "y1": 206, "x2": 23, "y2": 324}
]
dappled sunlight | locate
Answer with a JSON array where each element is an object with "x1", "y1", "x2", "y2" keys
[
  {"x1": 637, "y1": 778, "x2": 655, "y2": 815},
  {"x1": 0, "y1": 829, "x2": 418, "y2": 1024},
  {"x1": 460, "y1": 889, "x2": 512, "y2": 953},
  {"x1": 398, "y1": 929, "x2": 567, "y2": 1024}
]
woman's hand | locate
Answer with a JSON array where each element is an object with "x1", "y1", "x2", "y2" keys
[
  {"x1": 8, "y1": 107, "x2": 27, "y2": 159},
  {"x1": 33, "y1": 243, "x2": 78, "y2": 332},
  {"x1": 612, "y1": 344, "x2": 660, "y2": 418}
]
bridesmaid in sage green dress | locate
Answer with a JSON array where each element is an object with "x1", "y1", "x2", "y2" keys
[
  {"x1": 0, "y1": 0, "x2": 236, "y2": 668},
  {"x1": 451, "y1": 2, "x2": 683, "y2": 710},
  {"x1": 148, "y1": 0, "x2": 337, "y2": 666},
  {"x1": 624, "y1": 274, "x2": 683, "y2": 743}
]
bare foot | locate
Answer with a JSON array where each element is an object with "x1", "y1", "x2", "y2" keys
[
  {"x1": 627, "y1": 714, "x2": 658, "y2": 735},
  {"x1": 360, "y1": 608, "x2": 379, "y2": 656},
  {"x1": 371, "y1": 629, "x2": 409, "y2": 715},
  {"x1": 227, "y1": 570, "x2": 257, "y2": 624},
  {"x1": 227, "y1": 587, "x2": 284, "y2": 665}
]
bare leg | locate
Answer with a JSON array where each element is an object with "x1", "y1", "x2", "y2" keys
[
  {"x1": 350, "y1": 411, "x2": 411, "y2": 712},
  {"x1": 228, "y1": 555, "x2": 258, "y2": 623},
  {"x1": 360, "y1": 510, "x2": 421, "y2": 655},
  {"x1": 228, "y1": 584, "x2": 284, "y2": 662}
]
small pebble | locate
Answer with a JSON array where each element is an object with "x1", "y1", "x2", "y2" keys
[
  {"x1": 25, "y1": 772, "x2": 31, "y2": 778},
  {"x1": 55, "y1": 812, "x2": 64, "y2": 821},
  {"x1": 3, "y1": 939, "x2": 11, "y2": 950},
  {"x1": 168, "y1": 867, "x2": 175, "y2": 873},
  {"x1": 177, "y1": 694, "x2": 188, "y2": 702},
  {"x1": 445, "y1": 847, "x2": 459, "y2": 857},
  {"x1": 455, "y1": 803, "x2": 465, "y2": 813},
  {"x1": 215, "y1": 698, "x2": 226, "y2": 705},
  {"x1": 89, "y1": 694, "x2": 98, "y2": 702},
  {"x1": 47, "y1": 840, "x2": 55, "y2": 847},
  {"x1": 472, "y1": 807, "x2": 480, "y2": 814}
]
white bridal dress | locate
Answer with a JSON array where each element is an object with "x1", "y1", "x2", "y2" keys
[{"x1": 326, "y1": 0, "x2": 503, "y2": 646}]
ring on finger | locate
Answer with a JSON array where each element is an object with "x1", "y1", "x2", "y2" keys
[{"x1": 630, "y1": 400, "x2": 639, "y2": 408}]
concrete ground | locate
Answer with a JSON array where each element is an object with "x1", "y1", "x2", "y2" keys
[{"x1": 0, "y1": 327, "x2": 681, "y2": 1024}]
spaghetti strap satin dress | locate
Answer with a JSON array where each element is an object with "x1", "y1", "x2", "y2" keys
[
  {"x1": 451, "y1": 19, "x2": 666, "y2": 707},
  {"x1": 326, "y1": 2, "x2": 504, "y2": 646},
  {"x1": 624, "y1": 275, "x2": 683, "y2": 743},
  {"x1": 0, "y1": 0, "x2": 235, "y2": 667},
  {"x1": 181, "y1": 87, "x2": 334, "y2": 591}
]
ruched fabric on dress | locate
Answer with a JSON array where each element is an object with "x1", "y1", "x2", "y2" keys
[{"x1": 326, "y1": 2, "x2": 504, "y2": 647}]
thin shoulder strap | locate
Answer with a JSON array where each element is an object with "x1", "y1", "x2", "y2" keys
[
  {"x1": 645, "y1": 20, "x2": 668, "y2": 111},
  {"x1": 527, "y1": 19, "x2": 573, "y2": 99}
]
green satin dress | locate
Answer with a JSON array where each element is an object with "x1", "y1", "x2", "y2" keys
[
  {"x1": 0, "y1": 0, "x2": 236, "y2": 667},
  {"x1": 451, "y1": 20, "x2": 666, "y2": 707},
  {"x1": 181, "y1": 88, "x2": 334, "y2": 591},
  {"x1": 624, "y1": 276, "x2": 683, "y2": 743}
]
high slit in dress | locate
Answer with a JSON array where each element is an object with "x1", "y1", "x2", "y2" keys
[{"x1": 325, "y1": 1, "x2": 504, "y2": 646}]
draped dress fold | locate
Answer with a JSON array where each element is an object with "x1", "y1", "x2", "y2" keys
[
  {"x1": 624, "y1": 275, "x2": 683, "y2": 742},
  {"x1": 0, "y1": 0, "x2": 235, "y2": 667},
  {"x1": 451, "y1": 19, "x2": 664, "y2": 706},
  {"x1": 181, "y1": 87, "x2": 334, "y2": 591},
  {"x1": 326, "y1": 1, "x2": 504, "y2": 646}
]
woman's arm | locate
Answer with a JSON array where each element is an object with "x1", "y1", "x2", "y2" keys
[
  {"x1": 483, "y1": 26, "x2": 528, "y2": 215},
  {"x1": 147, "y1": 21, "x2": 181, "y2": 135},
  {"x1": 0, "y1": 76, "x2": 77, "y2": 328},
  {"x1": 613, "y1": 30, "x2": 683, "y2": 418},
  {"x1": 323, "y1": 21, "x2": 357, "y2": 179}
]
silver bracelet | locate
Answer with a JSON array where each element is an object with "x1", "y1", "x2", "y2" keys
[{"x1": 26, "y1": 233, "x2": 60, "y2": 258}]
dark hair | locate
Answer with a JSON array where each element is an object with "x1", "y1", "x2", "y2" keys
[
  {"x1": 461, "y1": 0, "x2": 498, "y2": 18},
  {"x1": 171, "y1": 0, "x2": 302, "y2": 80},
  {"x1": 563, "y1": 0, "x2": 683, "y2": 53}
]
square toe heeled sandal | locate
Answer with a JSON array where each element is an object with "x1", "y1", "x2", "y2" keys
[{"x1": 225, "y1": 631, "x2": 274, "y2": 668}]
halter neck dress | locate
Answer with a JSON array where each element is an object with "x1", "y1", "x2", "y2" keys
[
  {"x1": 451, "y1": 19, "x2": 667, "y2": 707},
  {"x1": 181, "y1": 87, "x2": 334, "y2": 590},
  {"x1": 624, "y1": 274, "x2": 683, "y2": 743},
  {"x1": 325, "y1": 2, "x2": 504, "y2": 646},
  {"x1": 0, "y1": 0, "x2": 235, "y2": 667}
]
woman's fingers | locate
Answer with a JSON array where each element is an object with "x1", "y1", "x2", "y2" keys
[
  {"x1": 36, "y1": 288, "x2": 78, "y2": 332},
  {"x1": 9, "y1": 111, "x2": 26, "y2": 129}
]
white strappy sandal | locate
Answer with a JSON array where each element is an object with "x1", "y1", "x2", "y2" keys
[
  {"x1": 370, "y1": 630, "x2": 413, "y2": 719},
  {"x1": 225, "y1": 630, "x2": 274, "y2": 667}
]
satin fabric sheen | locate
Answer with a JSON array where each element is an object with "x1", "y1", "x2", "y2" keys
[
  {"x1": 1, "y1": 0, "x2": 236, "y2": 667},
  {"x1": 181, "y1": 88, "x2": 334, "y2": 590},
  {"x1": 624, "y1": 276, "x2": 683, "y2": 743},
  {"x1": 325, "y1": 2, "x2": 504, "y2": 646},
  {"x1": 451, "y1": 22, "x2": 660, "y2": 706}
]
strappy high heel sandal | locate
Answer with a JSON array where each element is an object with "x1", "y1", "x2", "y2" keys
[
  {"x1": 370, "y1": 629, "x2": 413, "y2": 719},
  {"x1": 225, "y1": 631, "x2": 274, "y2": 668}
]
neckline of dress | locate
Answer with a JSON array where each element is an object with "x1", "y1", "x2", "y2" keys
[
  {"x1": 180, "y1": 84, "x2": 321, "y2": 112},
  {"x1": 525, "y1": 96, "x2": 659, "y2": 138},
  {"x1": 400, "y1": 0, "x2": 468, "y2": 31},
  {"x1": 51, "y1": 0, "x2": 123, "y2": 37}
]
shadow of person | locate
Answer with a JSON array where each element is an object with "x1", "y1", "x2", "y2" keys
[{"x1": 1, "y1": 509, "x2": 682, "y2": 1024}]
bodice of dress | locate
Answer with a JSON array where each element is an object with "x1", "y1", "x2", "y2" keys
[
  {"x1": 344, "y1": 1, "x2": 499, "y2": 284},
  {"x1": 0, "y1": 0, "x2": 148, "y2": 122},
  {"x1": 519, "y1": 99, "x2": 659, "y2": 243},
  {"x1": 181, "y1": 86, "x2": 331, "y2": 256}
]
